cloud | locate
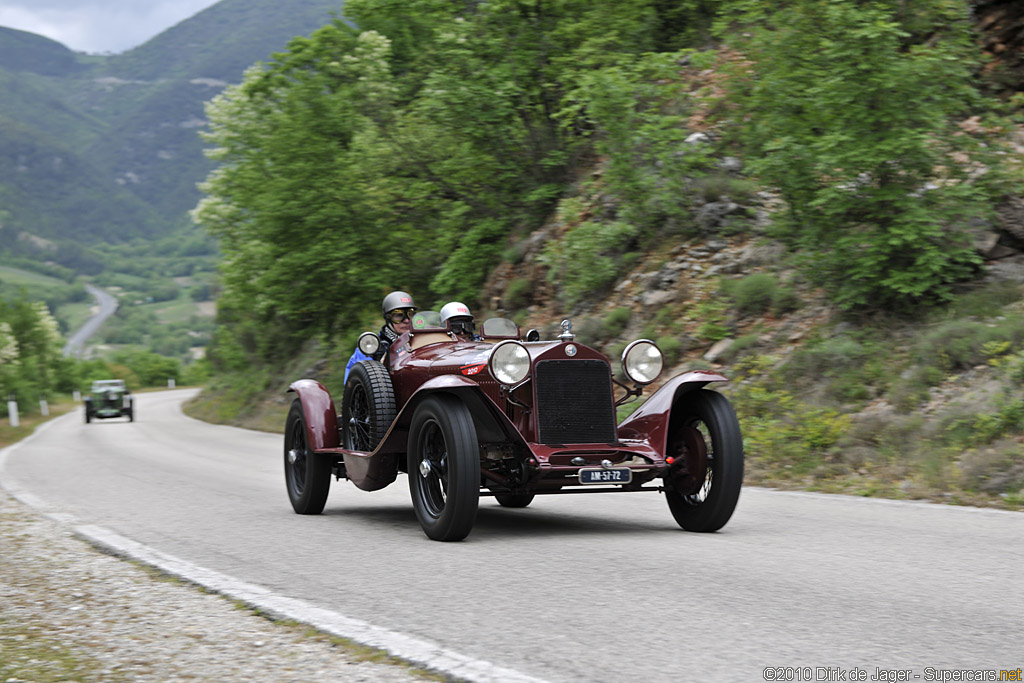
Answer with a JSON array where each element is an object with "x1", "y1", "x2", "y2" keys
[{"x1": 0, "y1": 1, "x2": 219, "y2": 54}]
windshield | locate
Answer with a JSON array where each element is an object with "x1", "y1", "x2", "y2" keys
[
  {"x1": 91, "y1": 380, "x2": 125, "y2": 392},
  {"x1": 411, "y1": 310, "x2": 443, "y2": 331},
  {"x1": 480, "y1": 318, "x2": 519, "y2": 338}
]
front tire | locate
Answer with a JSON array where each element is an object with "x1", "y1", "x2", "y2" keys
[
  {"x1": 664, "y1": 389, "x2": 744, "y2": 532},
  {"x1": 284, "y1": 399, "x2": 331, "y2": 514},
  {"x1": 408, "y1": 395, "x2": 480, "y2": 541}
]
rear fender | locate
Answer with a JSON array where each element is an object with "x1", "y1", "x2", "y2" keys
[
  {"x1": 616, "y1": 371, "x2": 728, "y2": 455},
  {"x1": 376, "y1": 375, "x2": 526, "y2": 455},
  {"x1": 287, "y1": 379, "x2": 340, "y2": 450}
]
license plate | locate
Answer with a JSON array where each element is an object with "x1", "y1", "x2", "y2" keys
[{"x1": 578, "y1": 467, "x2": 632, "y2": 485}]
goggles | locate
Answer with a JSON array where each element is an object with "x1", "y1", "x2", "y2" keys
[{"x1": 387, "y1": 308, "x2": 416, "y2": 324}]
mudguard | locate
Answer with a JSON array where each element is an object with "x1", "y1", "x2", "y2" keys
[
  {"x1": 372, "y1": 374, "x2": 525, "y2": 456},
  {"x1": 287, "y1": 379, "x2": 340, "y2": 451},
  {"x1": 616, "y1": 371, "x2": 728, "y2": 455},
  {"x1": 288, "y1": 375, "x2": 524, "y2": 492}
]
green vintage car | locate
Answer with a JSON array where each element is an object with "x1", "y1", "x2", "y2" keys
[{"x1": 84, "y1": 380, "x2": 134, "y2": 423}]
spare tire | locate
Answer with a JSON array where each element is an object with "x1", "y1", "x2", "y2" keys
[{"x1": 341, "y1": 360, "x2": 397, "y2": 452}]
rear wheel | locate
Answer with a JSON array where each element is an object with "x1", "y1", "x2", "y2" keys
[
  {"x1": 408, "y1": 395, "x2": 480, "y2": 541},
  {"x1": 342, "y1": 360, "x2": 396, "y2": 452},
  {"x1": 495, "y1": 493, "x2": 534, "y2": 508},
  {"x1": 664, "y1": 389, "x2": 743, "y2": 532},
  {"x1": 284, "y1": 399, "x2": 331, "y2": 514}
]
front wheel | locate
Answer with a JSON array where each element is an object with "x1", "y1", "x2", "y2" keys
[
  {"x1": 664, "y1": 389, "x2": 744, "y2": 532},
  {"x1": 284, "y1": 399, "x2": 331, "y2": 514},
  {"x1": 407, "y1": 395, "x2": 480, "y2": 541}
]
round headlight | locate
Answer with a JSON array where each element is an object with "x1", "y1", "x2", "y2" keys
[
  {"x1": 357, "y1": 331, "x2": 380, "y2": 357},
  {"x1": 622, "y1": 340, "x2": 663, "y2": 385},
  {"x1": 488, "y1": 341, "x2": 531, "y2": 386}
]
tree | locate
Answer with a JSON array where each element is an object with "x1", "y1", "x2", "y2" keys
[{"x1": 725, "y1": 0, "x2": 992, "y2": 310}]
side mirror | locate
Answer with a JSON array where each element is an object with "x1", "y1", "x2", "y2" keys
[{"x1": 525, "y1": 329, "x2": 540, "y2": 342}]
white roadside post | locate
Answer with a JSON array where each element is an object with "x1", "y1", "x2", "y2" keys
[
  {"x1": 73, "y1": 390, "x2": 81, "y2": 402},
  {"x1": 40, "y1": 399, "x2": 49, "y2": 417},
  {"x1": 168, "y1": 378, "x2": 176, "y2": 389},
  {"x1": 7, "y1": 395, "x2": 18, "y2": 428}
]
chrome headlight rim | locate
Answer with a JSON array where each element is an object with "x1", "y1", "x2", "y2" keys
[
  {"x1": 621, "y1": 339, "x2": 663, "y2": 385},
  {"x1": 357, "y1": 331, "x2": 380, "y2": 357},
  {"x1": 488, "y1": 340, "x2": 531, "y2": 387}
]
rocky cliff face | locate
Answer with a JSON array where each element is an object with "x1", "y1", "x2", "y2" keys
[{"x1": 975, "y1": 0, "x2": 1024, "y2": 99}]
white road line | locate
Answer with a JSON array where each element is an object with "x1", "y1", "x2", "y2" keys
[{"x1": 74, "y1": 524, "x2": 549, "y2": 683}]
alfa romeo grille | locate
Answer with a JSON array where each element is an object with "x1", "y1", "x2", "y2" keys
[{"x1": 535, "y1": 359, "x2": 616, "y2": 444}]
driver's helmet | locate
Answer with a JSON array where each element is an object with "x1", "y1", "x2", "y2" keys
[
  {"x1": 382, "y1": 290, "x2": 417, "y2": 326},
  {"x1": 440, "y1": 301, "x2": 475, "y2": 338}
]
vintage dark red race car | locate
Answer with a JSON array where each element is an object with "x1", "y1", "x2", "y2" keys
[{"x1": 284, "y1": 314, "x2": 743, "y2": 541}]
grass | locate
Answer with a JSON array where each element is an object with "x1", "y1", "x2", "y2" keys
[
  {"x1": 145, "y1": 296, "x2": 209, "y2": 324},
  {"x1": 0, "y1": 265, "x2": 66, "y2": 288},
  {"x1": 0, "y1": 621, "x2": 102, "y2": 683},
  {"x1": 55, "y1": 301, "x2": 94, "y2": 334},
  {"x1": 0, "y1": 400, "x2": 77, "y2": 450}
]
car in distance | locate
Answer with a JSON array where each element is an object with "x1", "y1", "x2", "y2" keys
[
  {"x1": 284, "y1": 315, "x2": 743, "y2": 541},
  {"x1": 84, "y1": 379, "x2": 134, "y2": 423}
]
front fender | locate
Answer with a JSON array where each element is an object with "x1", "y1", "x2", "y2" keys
[
  {"x1": 287, "y1": 379, "x2": 340, "y2": 450},
  {"x1": 616, "y1": 371, "x2": 728, "y2": 455},
  {"x1": 374, "y1": 375, "x2": 525, "y2": 455}
]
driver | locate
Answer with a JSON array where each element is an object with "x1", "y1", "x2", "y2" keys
[
  {"x1": 345, "y1": 290, "x2": 417, "y2": 381},
  {"x1": 439, "y1": 301, "x2": 480, "y2": 342}
]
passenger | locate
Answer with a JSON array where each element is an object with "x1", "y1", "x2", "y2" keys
[
  {"x1": 439, "y1": 301, "x2": 480, "y2": 342},
  {"x1": 345, "y1": 290, "x2": 417, "y2": 380}
]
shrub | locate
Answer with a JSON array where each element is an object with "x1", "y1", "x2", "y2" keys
[
  {"x1": 726, "y1": 273, "x2": 778, "y2": 316},
  {"x1": 540, "y1": 220, "x2": 639, "y2": 305},
  {"x1": 915, "y1": 316, "x2": 1024, "y2": 372},
  {"x1": 695, "y1": 299, "x2": 729, "y2": 342},
  {"x1": 602, "y1": 307, "x2": 631, "y2": 339},
  {"x1": 503, "y1": 278, "x2": 533, "y2": 310},
  {"x1": 771, "y1": 286, "x2": 801, "y2": 315},
  {"x1": 655, "y1": 335, "x2": 684, "y2": 366}
]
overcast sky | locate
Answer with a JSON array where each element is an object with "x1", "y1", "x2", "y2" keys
[{"x1": 0, "y1": 0, "x2": 221, "y2": 54}]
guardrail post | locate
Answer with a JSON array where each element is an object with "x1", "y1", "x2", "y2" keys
[{"x1": 7, "y1": 396, "x2": 18, "y2": 428}]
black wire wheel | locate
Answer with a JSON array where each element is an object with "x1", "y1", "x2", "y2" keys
[
  {"x1": 495, "y1": 493, "x2": 535, "y2": 508},
  {"x1": 341, "y1": 360, "x2": 396, "y2": 452},
  {"x1": 407, "y1": 395, "x2": 480, "y2": 541},
  {"x1": 284, "y1": 399, "x2": 331, "y2": 515},
  {"x1": 664, "y1": 389, "x2": 744, "y2": 532}
]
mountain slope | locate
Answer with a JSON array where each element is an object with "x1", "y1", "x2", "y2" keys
[{"x1": 0, "y1": 0, "x2": 343, "y2": 257}]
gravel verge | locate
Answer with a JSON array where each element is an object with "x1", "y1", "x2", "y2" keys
[{"x1": 0, "y1": 488, "x2": 437, "y2": 683}]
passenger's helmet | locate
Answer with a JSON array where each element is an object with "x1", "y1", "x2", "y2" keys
[
  {"x1": 440, "y1": 301, "x2": 472, "y2": 324},
  {"x1": 382, "y1": 291, "x2": 417, "y2": 317},
  {"x1": 440, "y1": 301, "x2": 475, "y2": 337}
]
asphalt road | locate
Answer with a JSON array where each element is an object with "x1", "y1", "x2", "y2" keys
[
  {"x1": 2, "y1": 389, "x2": 1021, "y2": 683},
  {"x1": 62, "y1": 284, "x2": 118, "y2": 358}
]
